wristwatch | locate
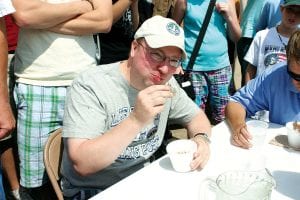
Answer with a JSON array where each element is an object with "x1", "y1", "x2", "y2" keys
[{"x1": 193, "y1": 133, "x2": 211, "y2": 144}]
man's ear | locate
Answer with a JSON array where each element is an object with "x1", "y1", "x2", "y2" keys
[
  {"x1": 130, "y1": 40, "x2": 139, "y2": 57},
  {"x1": 280, "y1": 5, "x2": 284, "y2": 12}
]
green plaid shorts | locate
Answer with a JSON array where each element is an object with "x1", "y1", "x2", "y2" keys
[{"x1": 14, "y1": 83, "x2": 68, "y2": 187}]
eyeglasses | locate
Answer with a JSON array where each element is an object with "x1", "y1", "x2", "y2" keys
[
  {"x1": 287, "y1": 67, "x2": 300, "y2": 81},
  {"x1": 136, "y1": 41, "x2": 182, "y2": 68}
]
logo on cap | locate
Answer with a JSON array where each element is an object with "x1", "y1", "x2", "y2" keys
[{"x1": 166, "y1": 22, "x2": 180, "y2": 36}]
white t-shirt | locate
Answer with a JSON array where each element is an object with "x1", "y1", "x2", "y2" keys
[
  {"x1": 14, "y1": 0, "x2": 96, "y2": 86},
  {"x1": 0, "y1": 0, "x2": 15, "y2": 17},
  {"x1": 244, "y1": 27, "x2": 288, "y2": 76}
]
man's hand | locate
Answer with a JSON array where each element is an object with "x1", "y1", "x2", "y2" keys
[
  {"x1": 0, "y1": 104, "x2": 15, "y2": 139},
  {"x1": 231, "y1": 123, "x2": 252, "y2": 149},
  {"x1": 215, "y1": 1, "x2": 237, "y2": 20},
  {"x1": 190, "y1": 137, "x2": 210, "y2": 170},
  {"x1": 130, "y1": 85, "x2": 173, "y2": 126}
]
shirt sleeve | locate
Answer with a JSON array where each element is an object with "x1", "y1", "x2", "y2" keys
[
  {"x1": 230, "y1": 74, "x2": 268, "y2": 117},
  {"x1": 0, "y1": 0, "x2": 15, "y2": 17},
  {"x1": 63, "y1": 76, "x2": 107, "y2": 139}
]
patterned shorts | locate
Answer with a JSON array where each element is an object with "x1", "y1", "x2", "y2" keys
[
  {"x1": 14, "y1": 83, "x2": 67, "y2": 187},
  {"x1": 191, "y1": 65, "x2": 232, "y2": 124}
]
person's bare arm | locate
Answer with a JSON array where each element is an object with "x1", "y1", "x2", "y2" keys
[
  {"x1": 225, "y1": 101, "x2": 251, "y2": 148},
  {"x1": 12, "y1": 0, "x2": 92, "y2": 29},
  {"x1": 0, "y1": 18, "x2": 15, "y2": 139},
  {"x1": 186, "y1": 111, "x2": 211, "y2": 139},
  {"x1": 171, "y1": 0, "x2": 186, "y2": 25},
  {"x1": 216, "y1": 0, "x2": 241, "y2": 42},
  {"x1": 244, "y1": 63, "x2": 257, "y2": 84},
  {"x1": 185, "y1": 110, "x2": 211, "y2": 169},
  {"x1": 47, "y1": 0, "x2": 113, "y2": 35},
  {"x1": 67, "y1": 114, "x2": 145, "y2": 176},
  {"x1": 112, "y1": 0, "x2": 138, "y2": 24},
  {"x1": 130, "y1": 0, "x2": 139, "y2": 31}
]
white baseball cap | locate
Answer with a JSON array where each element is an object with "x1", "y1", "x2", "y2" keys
[{"x1": 134, "y1": 16, "x2": 187, "y2": 59}]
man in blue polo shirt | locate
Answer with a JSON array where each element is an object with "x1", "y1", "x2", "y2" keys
[{"x1": 225, "y1": 29, "x2": 300, "y2": 149}]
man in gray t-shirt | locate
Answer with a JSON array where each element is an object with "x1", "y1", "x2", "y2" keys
[{"x1": 61, "y1": 16, "x2": 212, "y2": 199}]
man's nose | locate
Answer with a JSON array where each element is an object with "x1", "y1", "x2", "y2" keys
[{"x1": 158, "y1": 61, "x2": 175, "y2": 74}]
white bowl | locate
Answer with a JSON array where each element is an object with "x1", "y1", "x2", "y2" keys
[
  {"x1": 286, "y1": 122, "x2": 300, "y2": 149},
  {"x1": 166, "y1": 139, "x2": 197, "y2": 172}
]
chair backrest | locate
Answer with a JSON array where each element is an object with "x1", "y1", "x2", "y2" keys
[{"x1": 44, "y1": 128, "x2": 64, "y2": 200}]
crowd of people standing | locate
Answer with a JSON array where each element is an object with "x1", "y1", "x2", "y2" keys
[{"x1": 0, "y1": 0, "x2": 299, "y2": 199}]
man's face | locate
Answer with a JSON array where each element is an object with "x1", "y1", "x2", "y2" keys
[
  {"x1": 131, "y1": 39, "x2": 182, "y2": 88},
  {"x1": 288, "y1": 57, "x2": 300, "y2": 91},
  {"x1": 281, "y1": 5, "x2": 300, "y2": 28}
]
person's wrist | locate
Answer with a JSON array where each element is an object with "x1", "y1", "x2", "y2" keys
[
  {"x1": 233, "y1": 123, "x2": 246, "y2": 135},
  {"x1": 193, "y1": 133, "x2": 211, "y2": 144},
  {"x1": 128, "y1": 112, "x2": 148, "y2": 129}
]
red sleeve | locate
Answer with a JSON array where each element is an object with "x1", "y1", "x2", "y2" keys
[{"x1": 4, "y1": 15, "x2": 19, "y2": 52}]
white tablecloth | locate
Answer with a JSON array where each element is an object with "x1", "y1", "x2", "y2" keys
[{"x1": 90, "y1": 121, "x2": 300, "y2": 200}]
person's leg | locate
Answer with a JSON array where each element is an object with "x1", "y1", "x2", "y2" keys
[
  {"x1": 0, "y1": 137, "x2": 20, "y2": 200},
  {"x1": 0, "y1": 161, "x2": 6, "y2": 200},
  {"x1": 191, "y1": 71, "x2": 208, "y2": 110},
  {"x1": 15, "y1": 83, "x2": 67, "y2": 200},
  {"x1": 227, "y1": 37, "x2": 237, "y2": 94},
  {"x1": 236, "y1": 37, "x2": 253, "y2": 86},
  {"x1": 207, "y1": 66, "x2": 232, "y2": 125},
  {"x1": 19, "y1": 182, "x2": 57, "y2": 200}
]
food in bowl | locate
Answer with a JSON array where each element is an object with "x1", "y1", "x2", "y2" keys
[{"x1": 292, "y1": 121, "x2": 300, "y2": 132}]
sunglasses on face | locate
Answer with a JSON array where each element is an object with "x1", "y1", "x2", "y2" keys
[{"x1": 287, "y1": 67, "x2": 300, "y2": 81}]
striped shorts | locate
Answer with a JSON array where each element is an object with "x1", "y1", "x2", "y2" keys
[{"x1": 14, "y1": 83, "x2": 67, "y2": 188}]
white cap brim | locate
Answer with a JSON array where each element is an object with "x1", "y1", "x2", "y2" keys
[{"x1": 144, "y1": 36, "x2": 187, "y2": 59}]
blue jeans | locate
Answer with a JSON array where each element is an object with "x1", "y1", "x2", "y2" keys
[{"x1": 0, "y1": 161, "x2": 6, "y2": 200}]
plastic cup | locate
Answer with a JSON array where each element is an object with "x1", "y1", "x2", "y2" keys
[
  {"x1": 286, "y1": 122, "x2": 300, "y2": 149},
  {"x1": 246, "y1": 120, "x2": 268, "y2": 149},
  {"x1": 166, "y1": 139, "x2": 197, "y2": 172}
]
